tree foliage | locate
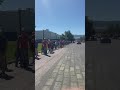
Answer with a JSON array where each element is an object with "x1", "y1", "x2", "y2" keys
[{"x1": 60, "y1": 30, "x2": 75, "y2": 41}]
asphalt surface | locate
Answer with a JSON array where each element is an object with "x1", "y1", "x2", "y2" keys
[{"x1": 86, "y1": 39, "x2": 120, "y2": 90}]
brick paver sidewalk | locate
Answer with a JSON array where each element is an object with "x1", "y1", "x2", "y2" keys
[{"x1": 36, "y1": 43, "x2": 85, "y2": 90}]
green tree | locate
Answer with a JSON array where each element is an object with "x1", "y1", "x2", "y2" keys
[
  {"x1": 60, "y1": 31, "x2": 74, "y2": 41},
  {"x1": 60, "y1": 34, "x2": 65, "y2": 40},
  {"x1": 61, "y1": 30, "x2": 75, "y2": 41}
]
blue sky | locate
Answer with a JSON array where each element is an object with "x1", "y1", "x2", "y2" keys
[{"x1": 35, "y1": 0, "x2": 85, "y2": 35}]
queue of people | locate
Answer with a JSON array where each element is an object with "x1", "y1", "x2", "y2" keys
[
  {"x1": 0, "y1": 27, "x2": 71, "y2": 80},
  {"x1": 0, "y1": 27, "x2": 35, "y2": 80},
  {"x1": 39, "y1": 39, "x2": 71, "y2": 56}
]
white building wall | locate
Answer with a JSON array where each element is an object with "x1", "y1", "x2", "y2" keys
[{"x1": 35, "y1": 29, "x2": 60, "y2": 39}]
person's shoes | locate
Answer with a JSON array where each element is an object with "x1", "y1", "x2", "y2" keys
[
  {"x1": 0, "y1": 73, "x2": 14, "y2": 80},
  {"x1": 29, "y1": 61, "x2": 34, "y2": 65},
  {"x1": 35, "y1": 57, "x2": 40, "y2": 60},
  {"x1": 37, "y1": 55, "x2": 40, "y2": 56},
  {"x1": 15, "y1": 64, "x2": 18, "y2": 67},
  {"x1": 15, "y1": 65, "x2": 19, "y2": 68},
  {"x1": 28, "y1": 64, "x2": 33, "y2": 66}
]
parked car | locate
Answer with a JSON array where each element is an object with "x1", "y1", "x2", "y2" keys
[{"x1": 100, "y1": 37, "x2": 111, "y2": 43}]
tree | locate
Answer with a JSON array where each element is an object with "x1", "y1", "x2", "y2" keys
[
  {"x1": 60, "y1": 30, "x2": 75, "y2": 41},
  {"x1": 60, "y1": 34, "x2": 65, "y2": 40},
  {"x1": 0, "y1": 0, "x2": 4, "y2": 5}
]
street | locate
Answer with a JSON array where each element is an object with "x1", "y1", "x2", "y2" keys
[
  {"x1": 35, "y1": 43, "x2": 85, "y2": 90},
  {"x1": 86, "y1": 39, "x2": 120, "y2": 90}
]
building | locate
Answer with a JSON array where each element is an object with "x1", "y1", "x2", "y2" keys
[
  {"x1": 0, "y1": 8, "x2": 35, "y2": 40},
  {"x1": 35, "y1": 29, "x2": 60, "y2": 40},
  {"x1": 93, "y1": 21, "x2": 120, "y2": 33}
]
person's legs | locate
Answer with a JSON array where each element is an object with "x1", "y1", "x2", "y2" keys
[
  {"x1": 0, "y1": 55, "x2": 7, "y2": 75},
  {"x1": 50, "y1": 47, "x2": 51, "y2": 53},
  {"x1": 35, "y1": 48, "x2": 40, "y2": 60},
  {"x1": 44, "y1": 48, "x2": 47, "y2": 55},
  {"x1": 15, "y1": 49, "x2": 20, "y2": 67},
  {"x1": 33, "y1": 49, "x2": 35, "y2": 63},
  {"x1": 20, "y1": 48, "x2": 24, "y2": 67},
  {"x1": 24, "y1": 48, "x2": 29, "y2": 68}
]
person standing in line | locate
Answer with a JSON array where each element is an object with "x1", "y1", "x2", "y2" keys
[
  {"x1": 54, "y1": 40, "x2": 57, "y2": 50},
  {"x1": 15, "y1": 33, "x2": 22, "y2": 67},
  {"x1": 41, "y1": 40, "x2": 44, "y2": 55},
  {"x1": 30, "y1": 31, "x2": 36, "y2": 64},
  {"x1": 47, "y1": 39, "x2": 51, "y2": 54},
  {"x1": 51, "y1": 40, "x2": 54, "y2": 53},
  {"x1": 58, "y1": 40, "x2": 60, "y2": 49},
  {"x1": 43, "y1": 39, "x2": 48, "y2": 55},
  {"x1": 35, "y1": 38, "x2": 40, "y2": 60},
  {"x1": 19, "y1": 29, "x2": 29, "y2": 69},
  {"x1": 0, "y1": 28, "x2": 12, "y2": 80}
]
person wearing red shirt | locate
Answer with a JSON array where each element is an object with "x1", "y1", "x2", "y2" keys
[{"x1": 42, "y1": 39, "x2": 48, "y2": 55}]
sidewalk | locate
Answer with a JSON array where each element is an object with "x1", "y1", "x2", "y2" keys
[
  {"x1": 36, "y1": 44, "x2": 85, "y2": 90},
  {"x1": 0, "y1": 58, "x2": 35, "y2": 90},
  {"x1": 35, "y1": 48, "x2": 66, "y2": 87}
]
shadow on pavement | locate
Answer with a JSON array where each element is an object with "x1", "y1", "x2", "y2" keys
[
  {"x1": 24, "y1": 67, "x2": 35, "y2": 73},
  {"x1": 0, "y1": 74, "x2": 14, "y2": 80}
]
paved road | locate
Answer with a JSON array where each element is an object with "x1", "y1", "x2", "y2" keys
[
  {"x1": 86, "y1": 39, "x2": 120, "y2": 90},
  {"x1": 35, "y1": 43, "x2": 85, "y2": 90}
]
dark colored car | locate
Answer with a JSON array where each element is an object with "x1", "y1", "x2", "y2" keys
[
  {"x1": 77, "y1": 41, "x2": 81, "y2": 44},
  {"x1": 100, "y1": 37, "x2": 111, "y2": 43}
]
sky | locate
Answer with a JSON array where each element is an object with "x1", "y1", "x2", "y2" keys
[
  {"x1": 86, "y1": 0, "x2": 120, "y2": 21},
  {"x1": 35, "y1": 0, "x2": 85, "y2": 35}
]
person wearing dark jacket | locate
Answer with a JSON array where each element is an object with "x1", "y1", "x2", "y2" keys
[
  {"x1": 0, "y1": 28, "x2": 13, "y2": 80},
  {"x1": 19, "y1": 30, "x2": 29, "y2": 68},
  {"x1": 30, "y1": 31, "x2": 35, "y2": 64},
  {"x1": 15, "y1": 33, "x2": 22, "y2": 67},
  {"x1": 35, "y1": 38, "x2": 40, "y2": 60}
]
